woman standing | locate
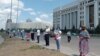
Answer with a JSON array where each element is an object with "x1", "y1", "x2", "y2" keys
[
  {"x1": 79, "y1": 26, "x2": 90, "y2": 56},
  {"x1": 54, "y1": 28, "x2": 62, "y2": 51}
]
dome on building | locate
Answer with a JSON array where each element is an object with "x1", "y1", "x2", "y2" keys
[{"x1": 26, "y1": 19, "x2": 32, "y2": 22}]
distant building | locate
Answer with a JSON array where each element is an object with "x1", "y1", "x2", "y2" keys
[
  {"x1": 6, "y1": 19, "x2": 52, "y2": 30},
  {"x1": 26, "y1": 18, "x2": 32, "y2": 22},
  {"x1": 53, "y1": 0, "x2": 100, "y2": 30}
]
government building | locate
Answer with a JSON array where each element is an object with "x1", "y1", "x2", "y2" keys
[{"x1": 53, "y1": 0, "x2": 100, "y2": 30}]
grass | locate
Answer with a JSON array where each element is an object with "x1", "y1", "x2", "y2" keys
[{"x1": 0, "y1": 32, "x2": 68, "y2": 56}]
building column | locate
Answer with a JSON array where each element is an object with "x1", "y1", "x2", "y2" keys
[
  {"x1": 94, "y1": 1, "x2": 99, "y2": 28},
  {"x1": 74, "y1": 11, "x2": 76, "y2": 29},
  {"x1": 66, "y1": 14, "x2": 68, "y2": 29},
  {"x1": 70, "y1": 13, "x2": 72, "y2": 29},
  {"x1": 60, "y1": 13, "x2": 62, "y2": 29}
]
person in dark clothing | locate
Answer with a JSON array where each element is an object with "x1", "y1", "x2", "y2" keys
[
  {"x1": 44, "y1": 26, "x2": 50, "y2": 46},
  {"x1": 67, "y1": 31, "x2": 71, "y2": 43},
  {"x1": 37, "y1": 29, "x2": 40, "y2": 43},
  {"x1": 31, "y1": 31, "x2": 35, "y2": 41},
  {"x1": 44, "y1": 34, "x2": 50, "y2": 46}
]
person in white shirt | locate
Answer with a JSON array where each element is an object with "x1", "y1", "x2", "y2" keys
[
  {"x1": 67, "y1": 31, "x2": 71, "y2": 43},
  {"x1": 54, "y1": 28, "x2": 62, "y2": 51},
  {"x1": 44, "y1": 26, "x2": 50, "y2": 46},
  {"x1": 37, "y1": 29, "x2": 40, "y2": 43}
]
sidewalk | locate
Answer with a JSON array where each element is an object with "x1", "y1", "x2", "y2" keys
[
  {"x1": 34, "y1": 38, "x2": 97, "y2": 56},
  {"x1": 17, "y1": 35, "x2": 98, "y2": 56},
  {"x1": 0, "y1": 36, "x2": 4, "y2": 44}
]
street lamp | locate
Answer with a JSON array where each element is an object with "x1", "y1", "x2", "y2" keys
[{"x1": 10, "y1": 0, "x2": 12, "y2": 20}]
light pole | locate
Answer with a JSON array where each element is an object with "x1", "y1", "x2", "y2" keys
[
  {"x1": 10, "y1": 0, "x2": 12, "y2": 20},
  {"x1": 16, "y1": 0, "x2": 19, "y2": 30},
  {"x1": 16, "y1": 0, "x2": 19, "y2": 23}
]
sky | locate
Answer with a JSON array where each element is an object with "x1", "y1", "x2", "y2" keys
[{"x1": 0, "y1": 0, "x2": 76, "y2": 29}]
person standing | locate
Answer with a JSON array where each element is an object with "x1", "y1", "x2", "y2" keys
[
  {"x1": 31, "y1": 31, "x2": 35, "y2": 41},
  {"x1": 21, "y1": 30, "x2": 25, "y2": 40},
  {"x1": 44, "y1": 26, "x2": 50, "y2": 46},
  {"x1": 67, "y1": 31, "x2": 71, "y2": 43},
  {"x1": 37, "y1": 29, "x2": 40, "y2": 43},
  {"x1": 54, "y1": 28, "x2": 62, "y2": 51},
  {"x1": 79, "y1": 26, "x2": 90, "y2": 56},
  {"x1": 26, "y1": 31, "x2": 31, "y2": 41}
]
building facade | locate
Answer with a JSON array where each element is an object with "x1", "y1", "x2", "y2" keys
[
  {"x1": 53, "y1": 0, "x2": 100, "y2": 30},
  {"x1": 6, "y1": 19, "x2": 52, "y2": 30}
]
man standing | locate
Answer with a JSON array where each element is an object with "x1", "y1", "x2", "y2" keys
[
  {"x1": 21, "y1": 30, "x2": 25, "y2": 40},
  {"x1": 44, "y1": 26, "x2": 50, "y2": 46},
  {"x1": 31, "y1": 31, "x2": 35, "y2": 41},
  {"x1": 37, "y1": 29, "x2": 40, "y2": 43}
]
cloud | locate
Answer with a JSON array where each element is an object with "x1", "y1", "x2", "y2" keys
[
  {"x1": 30, "y1": 12, "x2": 36, "y2": 16},
  {"x1": 35, "y1": 17, "x2": 42, "y2": 22},
  {"x1": 23, "y1": 8, "x2": 33, "y2": 12},
  {"x1": 35, "y1": 13, "x2": 52, "y2": 25},
  {"x1": 0, "y1": 0, "x2": 24, "y2": 29},
  {"x1": 40, "y1": 14, "x2": 49, "y2": 19}
]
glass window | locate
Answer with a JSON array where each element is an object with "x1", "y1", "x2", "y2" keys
[
  {"x1": 99, "y1": 2, "x2": 100, "y2": 5},
  {"x1": 99, "y1": 13, "x2": 100, "y2": 16},
  {"x1": 99, "y1": 8, "x2": 100, "y2": 10}
]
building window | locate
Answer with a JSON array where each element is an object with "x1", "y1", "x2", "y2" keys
[
  {"x1": 99, "y1": 2, "x2": 100, "y2": 5},
  {"x1": 99, "y1": 8, "x2": 100, "y2": 11},
  {"x1": 85, "y1": 1, "x2": 87, "y2": 4},
  {"x1": 83, "y1": 2, "x2": 84, "y2": 5},
  {"x1": 99, "y1": 13, "x2": 100, "y2": 16},
  {"x1": 88, "y1": 0, "x2": 94, "y2": 3}
]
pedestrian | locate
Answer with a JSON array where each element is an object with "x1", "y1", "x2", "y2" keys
[
  {"x1": 54, "y1": 28, "x2": 62, "y2": 51},
  {"x1": 67, "y1": 31, "x2": 71, "y2": 43},
  {"x1": 9, "y1": 30, "x2": 13, "y2": 38},
  {"x1": 26, "y1": 31, "x2": 31, "y2": 41},
  {"x1": 37, "y1": 29, "x2": 40, "y2": 43},
  {"x1": 21, "y1": 30, "x2": 25, "y2": 40},
  {"x1": 79, "y1": 26, "x2": 90, "y2": 56},
  {"x1": 44, "y1": 26, "x2": 50, "y2": 46},
  {"x1": 31, "y1": 31, "x2": 35, "y2": 41}
]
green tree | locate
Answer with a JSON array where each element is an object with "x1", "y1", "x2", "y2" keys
[
  {"x1": 0, "y1": 28, "x2": 4, "y2": 32},
  {"x1": 64, "y1": 26, "x2": 67, "y2": 33},
  {"x1": 71, "y1": 25, "x2": 76, "y2": 33},
  {"x1": 95, "y1": 25, "x2": 100, "y2": 34}
]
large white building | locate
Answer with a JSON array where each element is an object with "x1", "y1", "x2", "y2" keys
[
  {"x1": 6, "y1": 19, "x2": 52, "y2": 30},
  {"x1": 53, "y1": 0, "x2": 100, "y2": 30}
]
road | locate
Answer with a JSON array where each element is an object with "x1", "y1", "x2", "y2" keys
[{"x1": 34, "y1": 34, "x2": 100, "y2": 56}]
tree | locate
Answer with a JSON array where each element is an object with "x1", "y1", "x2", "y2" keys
[
  {"x1": 71, "y1": 25, "x2": 76, "y2": 33},
  {"x1": 64, "y1": 26, "x2": 67, "y2": 33},
  {"x1": 95, "y1": 25, "x2": 100, "y2": 34},
  {"x1": 0, "y1": 28, "x2": 4, "y2": 32}
]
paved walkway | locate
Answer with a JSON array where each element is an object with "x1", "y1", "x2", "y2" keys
[
  {"x1": 17, "y1": 34, "x2": 99, "y2": 56},
  {"x1": 33, "y1": 34, "x2": 99, "y2": 56},
  {"x1": 0, "y1": 36, "x2": 4, "y2": 44}
]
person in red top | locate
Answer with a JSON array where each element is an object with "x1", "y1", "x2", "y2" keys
[{"x1": 26, "y1": 31, "x2": 31, "y2": 41}]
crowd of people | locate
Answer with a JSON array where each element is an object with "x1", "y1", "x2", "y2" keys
[{"x1": 6, "y1": 25, "x2": 90, "y2": 56}]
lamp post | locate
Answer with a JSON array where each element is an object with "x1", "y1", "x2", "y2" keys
[
  {"x1": 16, "y1": 0, "x2": 19, "y2": 30},
  {"x1": 10, "y1": 0, "x2": 12, "y2": 20}
]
